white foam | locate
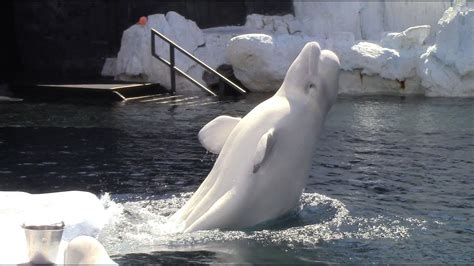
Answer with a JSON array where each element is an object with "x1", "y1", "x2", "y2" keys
[
  {"x1": 0, "y1": 191, "x2": 108, "y2": 264},
  {"x1": 0, "y1": 188, "x2": 429, "y2": 263},
  {"x1": 98, "y1": 192, "x2": 424, "y2": 256}
]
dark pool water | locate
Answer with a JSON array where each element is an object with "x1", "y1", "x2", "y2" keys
[{"x1": 0, "y1": 95, "x2": 473, "y2": 263}]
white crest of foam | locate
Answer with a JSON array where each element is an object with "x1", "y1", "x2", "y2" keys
[{"x1": 97, "y1": 192, "x2": 425, "y2": 256}]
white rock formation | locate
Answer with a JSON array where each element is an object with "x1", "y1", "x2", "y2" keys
[
  {"x1": 343, "y1": 42, "x2": 410, "y2": 81},
  {"x1": 105, "y1": 1, "x2": 473, "y2": 97},
  {"x1": 339, "y1": 25, "x2": 431, "y2": 81},
  {"x1": 382, "y1": 1, "x2": 451, "y2": 42},
  {"x1": 227, "y1": 23, "x2": 431, "y2": 95},
  {"x1": 245, "y1": 14, "x2": 302, "y2": 35},
  {"x1": 114, "y1": 12, "x2": 253, "y2": 93},
  {"x1": 227, "y1": 34, "x2": 321, "y2": 92},
  {"x1": 338, "y1": 70, "x2": 423, "y2": 96},
  {"x1": 293, "y1": 0, "x2": 451, "y2": 41},
  {"x1": 380, "y1": 25, "x2": 431, "y2": 50},
  {"x1": 115, "y1": 11, "x2": 205, "y2": 90},
  {"x1": 417, "y1": 4, "x2": 474, "y2": 97},
  {"x1": 190, "y1": 26, "x2": 254, "y2": 88},
  {"x1": 101, "y1": 58, "x2": 117, "y2": 77},
  {"x1": 227, "y1": 1, "x2": 472, "y2": 97},
  {"x1": 294, "y1": 1, "x2": 363, "y2": 39}
]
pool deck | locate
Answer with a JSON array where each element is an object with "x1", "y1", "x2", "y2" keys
[{"x1": 10, "y1": 82, "x2": 170, "y2": 102}]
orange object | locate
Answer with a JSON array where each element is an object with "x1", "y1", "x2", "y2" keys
[{"x1": 138, "y1": 16, "x2": 147, "y2": 26}]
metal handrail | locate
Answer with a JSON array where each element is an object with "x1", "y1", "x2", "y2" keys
[{"x1": 151, "y1": 28, "x2": 246, "y2": 97}]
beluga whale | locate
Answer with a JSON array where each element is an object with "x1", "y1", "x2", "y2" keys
[{"x1": 170, "y1": 42, "x2": 340, "y2": 232}]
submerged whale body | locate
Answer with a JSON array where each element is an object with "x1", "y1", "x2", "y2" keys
[{"x1": 171, "y1": 42, "x2": 341, "y2": 232}]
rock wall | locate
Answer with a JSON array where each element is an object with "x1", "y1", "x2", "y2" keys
[
  {"x1": 115, "y1": 12, "x2": 206, "y2": 90},
  {"x1": 293, "y1": 0, "x2": 452, "y2": 41},
  {"x1": 225, "y1": 29, "x2": 427, "y2": 95},
  {"x1": 9, "y1": 0, "x2": 292, "y2": 81},
  {"x1": 107, "y1": 1, "x2": 473, "y2": 97},
  {"x1": 226, "y1": 2, "x2": 473, "y2": 97},
  {"x1": 418, "y1": 4, "x2": 474, "y2": 97}
]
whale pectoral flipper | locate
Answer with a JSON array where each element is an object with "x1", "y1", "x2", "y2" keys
[
  {"x1": 198, "y1": 115, "x2": 241, "y2": 154},
  {"x1": 253, "y1": 128, "x2": 276, "y2": 173}
]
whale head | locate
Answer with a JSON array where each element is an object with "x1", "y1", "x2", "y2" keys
[{"x1": 279, "y1": 42, "x2": 340, "y2": 111}]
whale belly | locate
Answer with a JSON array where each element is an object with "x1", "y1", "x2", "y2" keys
[{"x1": 243, "y1": 127, "x2": 317, "y2": 225}]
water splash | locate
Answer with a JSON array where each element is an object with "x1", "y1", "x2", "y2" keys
[{"x1": 97, "y1": 192, "x2": 425, "y2": 256}]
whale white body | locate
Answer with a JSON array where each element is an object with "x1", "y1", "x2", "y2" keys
[{"x1": 171, "y1": 42, "x2": 340, "y2": 232}]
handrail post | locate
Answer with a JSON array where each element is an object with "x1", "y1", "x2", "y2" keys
[
  {"x1": 218, "y1": 79, "x2": 225, "y2": 99},
  {"x1": 150, "y1": 28, "x2": 246, "y2": 97},
  {"x1": 151, "y1": 31, "x2": 155, "y2": 57},
  {"x1": 169, "y1": 45, "x2": 176, "y2": 95}
]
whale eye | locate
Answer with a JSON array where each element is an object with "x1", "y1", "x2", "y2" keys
[{"x1": 304, "y1": 83, "x2": 316, "y2": 94}]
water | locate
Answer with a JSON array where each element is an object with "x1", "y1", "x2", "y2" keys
[{"x1": 0, "y1": 95, "x2": 473, "y2": 263}]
